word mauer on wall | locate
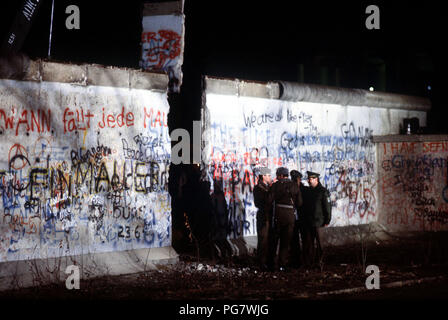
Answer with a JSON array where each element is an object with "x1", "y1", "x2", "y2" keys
[{"x1": 0, "y1": 79, "x2": 171, "y2": 262}]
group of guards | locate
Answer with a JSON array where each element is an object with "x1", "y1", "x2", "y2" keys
[{"x1": 253, "y1": 166, "x2": 332, "y2": 271}]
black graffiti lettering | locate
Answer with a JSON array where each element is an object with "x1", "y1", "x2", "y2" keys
[
  {"x1": 95, "y1": 162, "x2": 110, "y2": 193},
  {"x1": 9, "y1": 154, "x2": 31, "y2": 171},
  {"x1": 49, "y1": 168, "x2": 71, "y2": 199},
  {"x1": 134, "y1": 226, "x2": 141, "y2": 239},
  {"x1": 122, "y1": 137, "x2": 169, "y2": 163},
  {"x1": 110, "y1": 161, "x2": 121, "y2": 191},
  {"x1": 113, "y1": 206, "x2": 122, "y2": 219},
  {"x1": 74, "y1": 162, "x2": 93, "y2": 194},
  {"x1": 107, "y1": 190, "x2": 122, "y2": 206},
  {"x1": 123, "y1": 206, "x2": 132, "y2": 220},
  {"x1": 414, "y1": 208, "x2": 448, "y2": 225},
  {"x1": 241, "y1": 170, "x2": 252, "y2": 193},
  {"x1": 30, "y1": 168, "x2": 48, "y2": 199},
  {"x1": 134, "y1": 162, "x2": 148, "y2": 193},
  {"x1": 71, "y1": 145, "x2": 112, "y2": 167},
  {"x1": 2, "y1": 159, "x2": 166, "y2": 198},
  {"x1": 150, "y1": 162, "x2": 160, "y2": 192}
]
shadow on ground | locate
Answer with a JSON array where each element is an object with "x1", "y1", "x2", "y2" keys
[{"x1": 1, "y1": 233, "x2": 448, "y2": 301}]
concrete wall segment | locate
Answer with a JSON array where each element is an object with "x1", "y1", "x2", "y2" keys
[
  {"x1": 204, "y1": 77, "x2": 431, "y2": 112},
  {"x1": 40, "y1": 61, "x2": 87, "y2": 85},
  {"x1": 0, "y1": 58, "x2": 173, "y2": 280},
  {"x1": 205, "y1": 76, "x2": 280, "y2": 100},
  {"x1": 0, "y1": 79, "x2": 172, "y2": 263},
  {"x1": 1, "y1": 57, "x2": 169, "y2": 91},
  {"x1": 377, "y1": 136, "x2": 448, "y2": 231},
  {"x1": 202, "y1": 76, "x2": 430, "y2": 239}
]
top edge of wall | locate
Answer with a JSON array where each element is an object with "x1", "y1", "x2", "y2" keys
[
  {"x1": 0, "y1": 55, "x2": 169, "y2": 92},
  {"x1": 373, "y1": 134, "x2": 448, "y2": 143},
  {"x1": 204, "y1": 76, "x2": 431, "y2": 112},
  {"x1": 204, "y1": 76, "x2": 281, "y2": 100},
  {"x1": 142, "y1": 0, "x2": 184, "y2": 16}
]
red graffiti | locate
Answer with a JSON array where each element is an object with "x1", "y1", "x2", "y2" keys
[
  {"x1": 98, "y1": 107, "x2": 134, "y2": 129},
  {"x1": 382, "y1": 142, "x2": 418, "y2": 155},
  {"x1": 63, "y1": 108, "x2": 94, "y2": 133},
  {"x1": 8, "y1": 143, "x2": 29, "y2": 170},
  {"x1": 0, "y1": 107, "x2": 51, "y2": 136},
  {"x1": 382, "y1": 141, "x2": 448, "y2": 155},
  {"x1": 423, "y1": 141, "x2": 448, "y2": 153},
  {"x1": 4, "y1": 214, "x2": 39, "y2": 234},
  {"x1": 143, "y1": 107, "x2": 168, "y2": 128},
  {"x1": 142, "y1": 30, "x2": 181, "y2": 70}
]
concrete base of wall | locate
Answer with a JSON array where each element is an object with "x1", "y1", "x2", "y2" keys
[
  {"x1": 320, "y1": 222, "x2": 395, "y2": 246},
  {"x1": 0, "y1": 246, "x2": 178, "y2": 291},
  {"x1": 1, "y1": 224, "x2": 431, "y2": 291},
  {"x1": 228, "y1": 222, "x2": 411, "y2": 257},
  {"x1": 228, "y1": 237, "x2": 257, "y2": 256}
]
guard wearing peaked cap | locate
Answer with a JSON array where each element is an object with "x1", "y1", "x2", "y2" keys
[
  {"x1": 266, "y1": 167, "x2": 302, "y2": 271},
  {"x1": 306, "y1": 171, "x2": 320, "y2": 179},
  {"x1": 300, "y1": 170, "x2": 332, "y2": 267}
]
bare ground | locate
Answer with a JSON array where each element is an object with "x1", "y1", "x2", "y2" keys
[{"x1": 1, "y1": 233, "x2": 448, "y2": 302}]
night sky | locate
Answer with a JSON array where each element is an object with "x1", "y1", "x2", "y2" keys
[{"x1": 0, "y1": 0, "x2": 445, "y2": 132}]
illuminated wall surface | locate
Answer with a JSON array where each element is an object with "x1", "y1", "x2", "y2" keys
[
  {"x1": 202, "y1": 92, "x2": 427, "y2": 238},
  {"x1": 0, "y1": 79, "x2": 171, "y2": 262},
  {"x1": 378, "y1": 140, "x2": 448, "y2": 231},
  {"x1": 141, "y1": 7, "x2": 185, "y2": 87}
]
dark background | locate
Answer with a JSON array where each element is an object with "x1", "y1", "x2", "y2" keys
[{"x1": 0, "y1": 0, "x2": 445, "y2": 132}]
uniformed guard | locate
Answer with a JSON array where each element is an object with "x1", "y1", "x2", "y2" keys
[
  {"x1": 300, "y1": 171, "x2": 332, "y2": 267},
  {"x1": 289, "y1": 170, "x2": 305, "y2": 268},
  {"x1": 253, "y1": 166, "x2": 272, "y2": 270},
  {"x1": 266, "y1": 167, "x2": 302, "y2": 271}
]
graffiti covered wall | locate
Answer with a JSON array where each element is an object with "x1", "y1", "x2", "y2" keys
[
  {"x1": 0, "y1": 78, "x2": 171, "y2": 262},
  {"x1": 378, "y1": 138, "x2": 448, "y2": 231},
  {"x1": 202, "y1": 82, "x2": 427, "y2": 238},
  {"x1": 141, "y1": 1, "x2": 185, "y2": 91}
]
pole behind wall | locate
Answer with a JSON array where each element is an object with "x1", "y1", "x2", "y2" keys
[{"x1": 48, "y1": 0, "x2": 55, "y2": 58}]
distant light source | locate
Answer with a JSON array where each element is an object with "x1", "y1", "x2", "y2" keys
[
  {"x1": 369, "y1": 86, "x2": 374, "y2": 92},
  {"x1": 427, "y1": 85, "x2": 432, "y2": 91}
]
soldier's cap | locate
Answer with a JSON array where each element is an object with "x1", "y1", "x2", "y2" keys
[
  {"x1": 257, "y1": 166, "x2": 271, "y2": 175},
  {"x1": 306, "y1": 171, "x2": 320, "y2": 178},
  {"x1": 276, "y1": 167, "x2": 289, "y2": 177},
  {"x1": 290, "y1": 170, "x2": 302, "y2": 179}
]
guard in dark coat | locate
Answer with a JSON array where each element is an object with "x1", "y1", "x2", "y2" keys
[
  {"x1": 253, "y1": 166, "x2": 272, "y2": 270},
  {"x1": 266, "y1": 167, "x2": 303, "y2": 271},
  {"x1": 211, "y1": 179, "x2": 232, "y2": 260},
  {"x1": 300, "y1": 171, "x2": 332, "y2": 267},
  {"x1": 289, "y1": 170, "x2": 305, "y2": 268}
]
